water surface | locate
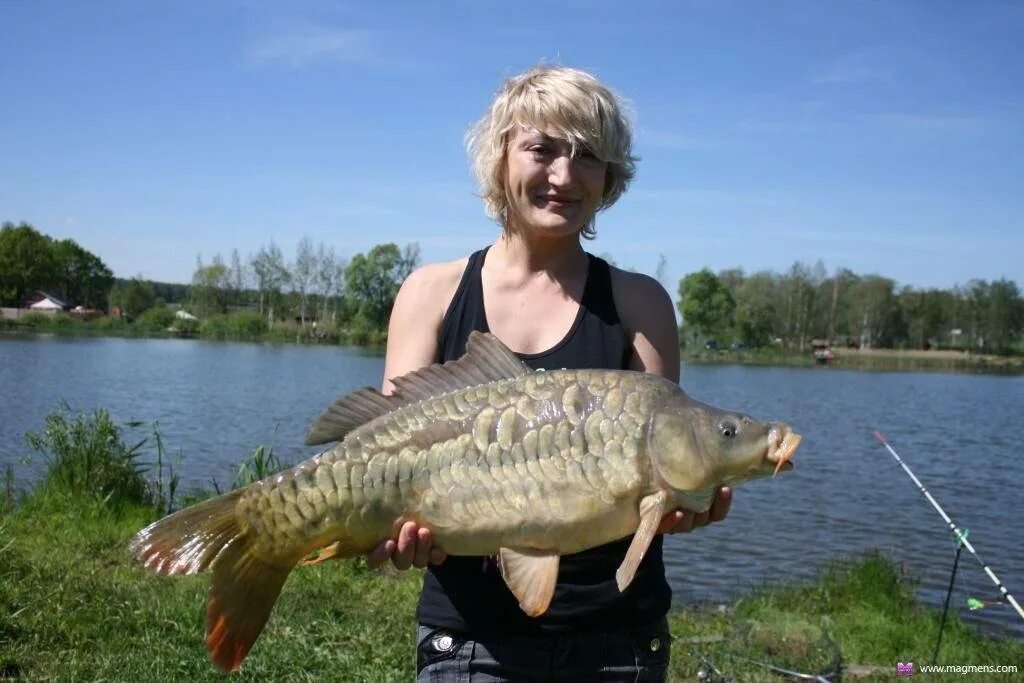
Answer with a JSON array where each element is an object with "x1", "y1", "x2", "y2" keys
[{"x1": 3, "y1": 335, "x2": 1021, "y2": 638}]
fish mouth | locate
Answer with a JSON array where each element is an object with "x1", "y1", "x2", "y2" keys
[{"x1": 766, "y1": 424, "x2": 801, "y2": 477}]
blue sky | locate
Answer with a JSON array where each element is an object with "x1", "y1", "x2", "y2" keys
[{"x1": 2, "y1": 1, "x2": 1022, "y2": 291}]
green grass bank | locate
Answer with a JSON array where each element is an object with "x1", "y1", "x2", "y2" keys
[
  {"x1": 4, "y1": 495, "x2": 1021, "y2": 681},
  {"x1": 2, "y1": 408, "x2": 1021, "y2": 680}
]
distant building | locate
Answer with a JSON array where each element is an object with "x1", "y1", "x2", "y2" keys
[{"x1": 26, "y1": 291, "x2": 71, "y2": 311}]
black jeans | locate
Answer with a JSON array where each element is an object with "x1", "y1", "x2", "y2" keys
[{"x1": 415, "y1": 618, "x2": 670, "y2": 682}]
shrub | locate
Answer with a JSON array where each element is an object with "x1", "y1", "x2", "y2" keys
[
  {"x1": 17, "y1": 312, "x2": 53, "y2": 328},
  {"x1": 228, "y1": 310, "x2": 267, "y2": 338},
  {"x1": 233, "y1": 442, "x2": 285, "y2": 489},
  {"x1": 339, "y1": 314, "x2": 386, "y2": 346},
  {"x1": 88, "y1": 315, "x2": 126, "y2": 332},
  {"x1": 25, "y1": 406, "x2": 149, "y2": 505},
  {"x1": 135, "y1": 306, "x2": 176, "y2": 332}
]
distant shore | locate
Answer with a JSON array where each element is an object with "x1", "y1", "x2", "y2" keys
[
  {"x1": 684, "y1": 346, "x2": 1024, "y2": 375},
  {"x1": 5, "y1": 322, "x2": 1023, "y2": 375}
]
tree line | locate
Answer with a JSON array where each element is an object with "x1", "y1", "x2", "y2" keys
[
  {"x1": 678, "y1": 263, "x2": 1023, "y2": 354},
  {"x1": 5, "y1": 221, "x2": 1021, "y2": 353},
  {"x1": 1, "y1": 222, "x2": 421, "y2": 341}
]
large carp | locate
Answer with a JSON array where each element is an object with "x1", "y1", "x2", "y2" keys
[{"x1": 131, "y1": 332, "x2": 801, "y2": 672}]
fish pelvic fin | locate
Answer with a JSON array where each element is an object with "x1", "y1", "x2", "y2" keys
[
  {"x1": 498, "y1": 547, "x2": 560, "y2": 617},
  {"x1": 205, "y1": 533, "x2": 293, "y2": 672},
  {"x1": 305, "y1": 331, "x2": 530, "y2": 445},
  {"x1": 130, "y1": 489, "x2": 246, "y2": 576},
  {"x1": 616, "y1": 491, "x2": 668, "y2": 592},
  {"x1": 300, "y1": 539, "x2": 364, "y2": 566}
]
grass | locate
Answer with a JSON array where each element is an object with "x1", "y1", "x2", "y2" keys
[
  {"x1": 667, "y1": 553, "x2": 1024, "y2": 680},
  {"x1": 0, "y1": 493, "x2": 422, "y2": 681},
  {"x1": 2, "y1": 406, "x2": 1022, "y2": 680}
]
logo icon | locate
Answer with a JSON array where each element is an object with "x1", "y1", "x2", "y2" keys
[{"x1": 896, "y1": 662, "x2": 914, "y2": 677}]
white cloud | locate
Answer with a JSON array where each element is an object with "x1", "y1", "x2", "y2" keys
[
  {"x1": 812, "y1": 49, "x2": 895, "y2": 85},
  {"x1": 248, "y1": 26, "x2": 377, "y2": 67},
  {"x1": 638, "y1": 129, "x2": 718, "y2": 152},
  {"x1": 630, "y1": 188, "x2": 787, "y2": 208},
  {"x1": 863, "y1": 112, "x2": 985, "y2": 133}
]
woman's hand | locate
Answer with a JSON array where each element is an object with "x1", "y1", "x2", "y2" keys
[
  {"x1": 657, "y1": 486, "x2": 732, "y2": 535},
  {"x1": 367, "y1": 521, "x2": 447, "y2": 570}
]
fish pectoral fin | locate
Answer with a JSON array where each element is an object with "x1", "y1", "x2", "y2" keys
[
  {"x1": 616, "y1": 491, "x2": 668, "y2": 593},
  {"x1": 498, "y1": 547, "x2": 560, "y2": 617}
]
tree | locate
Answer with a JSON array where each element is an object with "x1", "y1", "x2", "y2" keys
[
  {"x1": 986, "y1": 279, "x2": 1023, "y2": 353},
  {"x1": 51, "y1": 238, "x2": 114, "y2": 309},
  {"x1": 899, "y1": 287, "x2": 951, "y2": 349},
  {"x1": 821, "y1": 268, "x2": 856, "y2": 344},
  {"x1": 291, "y1": 237, "x2": 317, "y2": 326},
  {"x1": 677, "y1": 269, "x2": 735, "y2": 347},
  {"x1": 345, "y1": 243, "x2": 420, "y2": 331},
  {"x1": 847, "y1": 275, "x2": 897, "y2": 349},
  {"x1": 189, "y1": 254, "x2": 231, "y2": 317},
  {"x1": 316, "y1": 243, "x2": 339, "y2": 324},
  {"x1": 733, "y1": 272, "x2": 776, "y2": 347},
  {"x1": 230, "y1": 248, "x2": 247, "y2": 308},
  {"x1": 109, "y1": 277, "x2": 156, "y2": 320},
  {"x1": 655, "y1": 255, "x2": 671, "y2": 292},
  {"x1": 779, "y1": 261, "x2": 824, "y2": 350},
  {"x1": 250, "y1": 242, "x2": 290, "y2": 325},
  {"x1": 0, "y1": 222, "x2": 58, "y2": 306}
]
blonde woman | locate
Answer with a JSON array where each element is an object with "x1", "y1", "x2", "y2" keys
[{"x1": 372, "y1": 65, "x2": 731, "y2": 681}]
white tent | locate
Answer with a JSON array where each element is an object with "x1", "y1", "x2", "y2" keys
[
  {"x1": 175, "y1": 309, "x2": 198, "y2": 321},
  {"x1": 30, "y1": 294, "x2": 66, "y2": 310}
]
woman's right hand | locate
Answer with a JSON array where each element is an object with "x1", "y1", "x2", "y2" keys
[{"x1": 367, "y1": 521, "x2": 447, "y2": 570}]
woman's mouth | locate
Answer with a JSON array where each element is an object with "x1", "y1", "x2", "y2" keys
[{"x1": 537, "y1": 195, "x2": 579, "y2": 208}]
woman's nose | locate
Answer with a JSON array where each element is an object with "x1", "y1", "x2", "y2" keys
[{"x1": 548, "y1": 154, "x2": 574, "y2": 185}]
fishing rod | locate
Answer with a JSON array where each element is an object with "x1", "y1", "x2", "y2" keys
[{"x1": 873, "y1": 430, "x2": 1024, "y2": 623}]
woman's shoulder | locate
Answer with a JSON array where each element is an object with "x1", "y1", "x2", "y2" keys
[
  {"x1": 393, "y1": 256, "x2": 471, "y2": 324},
  {"x1": 404, "y1": 257, "x2": 470, "y2": 293},
  {"x1": 604, "y1": 261, "x2": 680, "y2": 380},
  {"x1": 605, "y1": 263, "x2": 674, "y2": 319},
  {"x1": 384, "y1": 255, "x2": 473, "y2": 392}
]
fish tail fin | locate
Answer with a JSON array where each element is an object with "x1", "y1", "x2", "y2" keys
[
  {"x1": 205, "y1": 535, "x2": 293, "y2": 672},
  {"x1": 130, "y1": 488, "x2": 247, "y2": 575},
  {"x1": 130, "y1": 488, "x2": 296, "y2": 672}
]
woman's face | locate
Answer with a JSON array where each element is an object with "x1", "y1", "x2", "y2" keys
[{"x1": 503, "y1": 126, "x2": 607, "y2": 238}]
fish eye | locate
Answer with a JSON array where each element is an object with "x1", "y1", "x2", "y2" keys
[{"x1": 719, "y1": 421, "x2": 738, "y2": 438}]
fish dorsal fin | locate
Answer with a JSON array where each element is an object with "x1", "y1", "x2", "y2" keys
[
  {"x1": 390, "y1": 331, "x2": 530, "y2": 403},
  {"x1": 305, "y1": 332, "x2": 529, "y2": 445},
  {"x1": 498, "y1": 547, "x2": 560, "y2": 617},
  {"x1": 305, "y1": 387, "x2": 402, "y2": 445}
]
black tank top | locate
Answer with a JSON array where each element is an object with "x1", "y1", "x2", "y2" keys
[{"x1": 416, "y1": 247, "x2": 671, "y2": 634}]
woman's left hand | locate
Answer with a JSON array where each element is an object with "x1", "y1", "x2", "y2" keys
[{"x1": 657, "y1": 486, "x2": 732, "y2": 534}]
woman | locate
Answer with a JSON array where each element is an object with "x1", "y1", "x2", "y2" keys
[{"x1": 371, "y1": 65, "x2": 731, "y2": 681}]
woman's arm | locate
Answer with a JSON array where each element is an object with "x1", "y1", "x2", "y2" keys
[{"x1": 610, "y1": 267, "x2": 733, "y2": 534}]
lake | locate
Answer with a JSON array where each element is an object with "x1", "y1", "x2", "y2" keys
[{"x1": 2, "y1": 334, "x2": 1022, "y2": 639}]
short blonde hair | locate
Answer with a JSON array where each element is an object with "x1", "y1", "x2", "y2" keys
[{"x1": 467, "y1": 65, "x2": 637, "y2": 238}]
